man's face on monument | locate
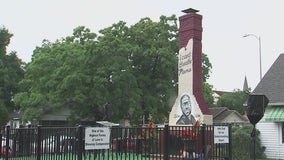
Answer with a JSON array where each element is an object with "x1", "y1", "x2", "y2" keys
[{"x1": 181, "y1": 95, "x2": 191, "y2": 116}]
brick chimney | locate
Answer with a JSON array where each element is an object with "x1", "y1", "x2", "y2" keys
[{"x1": 179, "y1": 8, "x2": 210, "y2": 115}]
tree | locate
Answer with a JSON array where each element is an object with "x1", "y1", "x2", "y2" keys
[
  {"x1": 0, "y1": 27, "x2": 25, "y2": 126},
  {"x1": 216, "y1": 89, "x2": 248, "y2": 114},
  {"x1": 201, "y1": 53, "x2": 212, "y2": 82},
  {"x1": 15, "y1": 26, "x2": 99, "y2": 122},
  {"x1": 125, "y1": 16, "x2": 179, "y2": 123},
  {"x1": 201, "y1": 53, "x2": 214, "y2": 107},
  {"x1": 14, "y1": 15, "x2": 213, "y2": 124},
  {"x1": 0, "y1": 101, "x2": 9, "y2": 127},
  {"x1": 0, "y1": 27, "x2": 12, "y2": 54},
  {"x1": 202, "y1": 82, "x2": 215, "y2": 107}
]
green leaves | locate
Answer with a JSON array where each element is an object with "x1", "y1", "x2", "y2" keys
[
  {"x1": 0, "y1": 27, "x2": 13, "y2": 54},
  {"x1": 0, "y1": 101, "x2": 9, "y2": 126},
  {"x1": 0, "y1": 27, "x2": 24, "y2": 126},
  {"x1": 217, "y1": 89, "x2": 249, "y2": 114},
  {"x1": 15, "y1": 15, "x2": 212, "y2": 125},
  {"x1": 202, "y1": 53, "x2": 212, "y2": 82},
  {"x1": 232, "y1": 126, "x2": 266, "y2": 159}
]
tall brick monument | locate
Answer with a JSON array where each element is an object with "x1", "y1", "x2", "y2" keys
[{"x1": 169, "y1": 8, "x2": 212, "y2": 125}]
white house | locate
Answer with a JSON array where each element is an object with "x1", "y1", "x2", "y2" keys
[{"x1": 253, "y1": 53, "x2": 284, "y2": 159}]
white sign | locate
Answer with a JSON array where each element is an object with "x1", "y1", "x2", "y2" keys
[
  {"x1": 214, "y1": 126, "x2": 229, "y2": 144},
  {"x1": 85, "y1": 127, "x2": 110, "y2": 150}
]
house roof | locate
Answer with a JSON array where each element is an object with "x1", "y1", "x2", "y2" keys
[
  {"x1": 41, "y1": 107, "x2": 71, "y2": 121},
  {"x1": 213, "y1": 90, "x2": 231, "y2": 97},
  {"x1": 253, "y1": 53, "x2": 284, "y2": 105},
  {"x1": 209, "y1": 107, "x2": 248, "y2": 123},
  {"x1": 209, "y1": 107, "x2": 227, "y2": 118}
]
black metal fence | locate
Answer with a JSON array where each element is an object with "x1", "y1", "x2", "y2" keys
[{"x1": 0, "y1": 125, "x2": 232, "y2": 160}]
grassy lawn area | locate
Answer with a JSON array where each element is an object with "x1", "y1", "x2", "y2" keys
[
  {"x1": 2, "y1": 152, "x2": 154, "y2": 160},
  {"x1": 3, "y1": 153, "x2": 279, "y2": 160}
]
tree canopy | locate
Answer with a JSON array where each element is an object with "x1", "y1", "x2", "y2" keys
[
  {"x1": 0, "y1": 27, "x2": 25, "y2": 126},
  {"x1": 14, "y1": 15, "x2": 213, "y2": 124},
  {"x1": 216, "y1": 89, "x2": 249, "y2": 114}
]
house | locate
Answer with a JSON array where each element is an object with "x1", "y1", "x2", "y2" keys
[
  {"x1": 31, "y1": 107, "x2": 120, "y2": 127},
  {"x1": 6, "y1": 110, "x2": 23, "y2": 128},
  {"x1": 39, "y1": 107, "x2": 72, "y2": 126},
  {"x1": 209, "y1": 107, "x2": 248, "y2": 125},
  {"x1": 253, "y1": 53, "x2": 284, "y2": 159}
]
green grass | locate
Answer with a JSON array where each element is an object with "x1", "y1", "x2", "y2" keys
[
  {"x1": 5, "y1": 153, "x2": 278, "y2": 160},
  {"x1": 3, "y1": 152, "x2": 156, "y2": 160}
]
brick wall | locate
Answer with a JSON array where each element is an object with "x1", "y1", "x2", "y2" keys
[{"x1": 179, "y1": 12, "x2": 210, "y2": 114}]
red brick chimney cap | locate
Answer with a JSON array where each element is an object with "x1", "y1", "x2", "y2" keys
[{"x1": 182, "y1": 8, "x2": 199, "y2": 14}]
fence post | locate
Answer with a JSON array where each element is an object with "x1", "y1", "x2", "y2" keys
[
  {"x1": 18, "y1": 124, "x2": 24, "y2": 156},
  {"x1": 201, "y1": 125, "x2": 206, "y2": 156},
  {"x1": 228, "y1": 124, "x2": 232, "y2": 160},
  {"x1": 36, "y1": 125, "x2": 41, "y2": 160},
  {"x1": 27, "y1": 125, "x2": 31, "y2": 156},
  {"x1": 0, "y1": 128, "x2": 2, "y2": 158},
  {"x1": 77, "y1": 125, "x2": 83, "y2": 160},
  {"x1": 163, "y1": 125, "x2": 169, "y2": 160},
  {"x1": 5, "y1": 125, "x2": 10, "y2": 160}
]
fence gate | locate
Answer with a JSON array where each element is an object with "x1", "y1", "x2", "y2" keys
[{"x1": 1, "y1": 125, "x2": 232, "y2": 160}]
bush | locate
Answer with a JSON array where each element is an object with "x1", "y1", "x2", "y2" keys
[{"x1": 232, "y1": 125, "x2": 266, "y2": 160}]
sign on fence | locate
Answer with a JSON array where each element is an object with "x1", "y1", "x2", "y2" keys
[
  {"x1": 85, "y1": 127, "x2": 110, "y2": 150},
  {"x1": 214, "y1": 126, "x2": 229, "y2": 144}
]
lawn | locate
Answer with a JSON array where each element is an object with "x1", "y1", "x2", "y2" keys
[{"x1": 2, "y1": 152, "x2": 155, "y2": 160}]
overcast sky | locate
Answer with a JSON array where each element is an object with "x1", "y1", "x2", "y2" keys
[{"x1": 2, "y1": 0, "x2": 284, "y2": 92}]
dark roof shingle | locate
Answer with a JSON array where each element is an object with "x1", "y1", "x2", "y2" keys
[{"x1": 253, "y1": 53, "x2": 284, "y2": 105}]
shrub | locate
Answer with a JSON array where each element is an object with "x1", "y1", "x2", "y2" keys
[{"x1": 232, "y1": 125, "x2": 266, "y2": 160}]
